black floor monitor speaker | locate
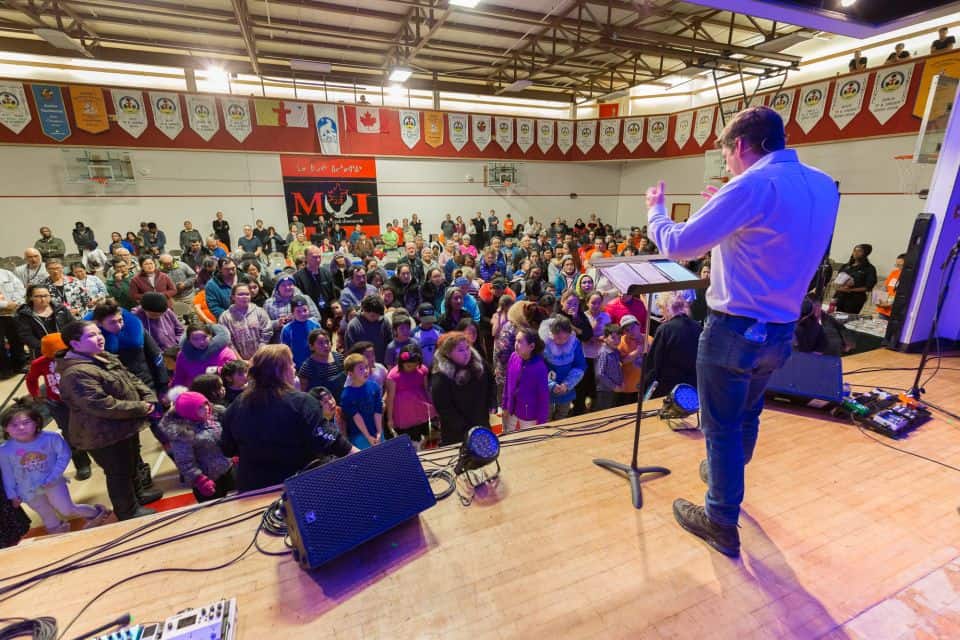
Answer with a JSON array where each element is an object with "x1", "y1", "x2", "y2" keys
[
  {"x1": 886, "y1": 213, "x2": 933, "y2": 349},
  {"x1": 283, "y1": 435, "x2": 436, "y2": 570},
  {"x1": 766, "y1": 351, "x2": 843, "y2": 406}
]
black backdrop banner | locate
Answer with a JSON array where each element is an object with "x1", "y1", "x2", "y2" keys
[{"x1": 280, "y1": 155, "x2": 380, "y2": 238}]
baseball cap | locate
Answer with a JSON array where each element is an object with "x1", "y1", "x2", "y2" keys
[
  {"x1": 619, "y1": 314, "x2": 640, "y2": 329},
  {"x1": 491, "y1": 276, "x2": 507, "y2": 289},
  {"x1": 453, "y1": 276, "x2": 470, "y2": 287},
  {"x1": 290, "y1": 295, "x2": 309, "y2": 309},
  {"x1": 416, "y1": 302, "x2": 436, "y2": 320}
]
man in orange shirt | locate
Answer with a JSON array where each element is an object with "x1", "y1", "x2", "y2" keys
[
  {"x1": 876, "y1": 253, "x2": 905, "y2": 317},
  {"x1": 503, "y1": 214, "x2": 515, "y2": 237}
]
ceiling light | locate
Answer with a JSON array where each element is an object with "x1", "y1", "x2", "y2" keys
[
  {"x1": 33, "y1": 28, "x2": 94, "y2": 58},
  {"x1": 290, "y1": 59, "x2": 332, "y2": 73},
  {"x1": 505, "y1": 78, "x2": 533, "y2": 92},
  {"x1": 204, "y1": 66, "x2": 230, "y2": 92},
  {"x1": 450, "y1": 0, "x2": 480, "y2": 7},
  {"x1": 389, "y1": 67, "x2": 413, "y2": 82},
  {"x1": 388, "y1": 83, "x2": 406, "y2": 97},
  {"x1": 840, "y1": 0, "x2": 856, "y2": 6}
]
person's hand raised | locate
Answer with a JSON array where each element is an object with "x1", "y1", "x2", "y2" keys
[
  {"x1": 645, "y1": 181, "x2": 666, "y2": 208},
  {"x1": 701, "y1": 184, "x2": 720, "y2": 201}
]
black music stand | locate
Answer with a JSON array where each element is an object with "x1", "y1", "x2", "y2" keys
[{"x1": 590, "y1": 255, "x2": 710, "y2": 509}]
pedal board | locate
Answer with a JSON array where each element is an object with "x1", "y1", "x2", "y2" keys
[
  {"x1": 93, "y1": 598, "x2": 237, "y2": 640},
  {"x1": 832, "y1": 389, "x2": 931, "y2": 438}
]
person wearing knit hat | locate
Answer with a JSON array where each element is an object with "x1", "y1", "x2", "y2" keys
[
  {"x1": 140, "y1": 291, "x2": 168, "y2": 313},
  {"x1": 132, "y1": 291, "x2": 185, "y2": 352},
  {"x1": 160, "y1": 390, "x2": 236, "y2": 502},
  {"x1": 834, "y1": 242, "x2": 878, "y2": 314}
]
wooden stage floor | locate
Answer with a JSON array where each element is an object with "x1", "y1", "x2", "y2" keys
[{"x1": 2, "y1": 349, "x2": 960, "y2": 639}]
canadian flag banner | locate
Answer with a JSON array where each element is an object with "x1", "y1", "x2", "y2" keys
[{"x1": 355, "y1": 106, "x2": 381, "y2": 133}]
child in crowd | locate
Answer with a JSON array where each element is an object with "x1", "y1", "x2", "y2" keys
[
  {"x1": 307, "y1": 386, "x2": 346, "y2": 442},
  {"x1": 0, "y1": 399, "x2": 109, "y2": 534},
  {"x1": 594, "y1": 324, "x2": 623, "y2": 411},
  {"x1": 348, "y1": 341, "x2": 388, "y2": 391},
  {"x1": 281, "y1": 296, "x2": 321, "y2": 370},
  {"x1": 340, "y1": 353, "x2": 383, "y2": 450},
  {"x1": 384, "y1": 345, "x2": 436, "y2": 448},
  {"x1": 617, "y1": 314, "x2": 646, "y2": 406},
  {"x1": 220, "y1": 359, "x2": 249, "y2": 406},
  {"x1": 491, "y1": 295, "x2": 514, "y2": 340},
  {"x1": 189, "y1": 374, "x2": 227, "y2": 408},
  {"x1": 456, "y1": 318, "x2": 480, "y2": 350},
  {"x1": 344, "y1": 295, "x2": 392, "y2": 363},
  {"x1": 413, "y1": 303, "x2": 443, "y2": 368},
  {"x1": 384, "y1": 312, "x2": 419, "y2": 370},
  {"x1": 502, "y1": 327, "x2": 550, "y2": 432},
  {"x1": 298, "y1": 329, "x2": 346, "y2": 398},
  {"x1": 539, "y1": 315, "x2": 586, "y2": 420},
  {"x1": 326, "y1": 300, "x2": 346, "y2": 351},
  {"x1": 25, "y1": 333, "x2": 91, "y2": 480},
  {"x1": 133, "y1": 291, "x2": 184, "y2": 353},
  {"x1": 159, "y1": 391, "x2": 236, "y2": 502}
]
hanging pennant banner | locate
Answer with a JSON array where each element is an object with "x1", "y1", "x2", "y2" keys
[
  {"x1": 769, "y1": 89, "x2": 795, "y2": 125},
  {"x1": 0, "y1": 82, "x2": 32, "y2": 134},
  {"x1": 31, "y1": 84, "x2": 71, "y2": 142},
  {"x1": 516, "y1": 118, "x2": 534, "y2": 152},
  {"x1": 254, "y1": 98, "x2": 308, "y2": 127},
  {"x1": 556, "y1": 120, "x2": 574, "y2": 154},
  {"x1": 870, "y1": 63, "x2": 914, "y2": 125},
  {"x1": 221, "y1": 97, "x2": 251, "y2": 142},
  {"x1": 598, "y1": 119, "x2": 620, "y2": 153},
  {"x1": 185, "y1": 94, "x2": 219, "y2": 141},
  {"x1": 576, "y1": 119, "x2": 596, "y2": 154},
  {"x1": 829, "y1": 73, "x2": 868, "y2": 130},
  {"x1": 149, "y1": 91, "x2": 183, "y2": 140},
  {"x1": 399, "y1": 110, "x2": 421, "y2": 149},
  {"x1": 674, "y1": 111, "x2": 693, "y2": 149},
  {"x1": 693, "y1": 107, "x2": 714, "y2": 147},
  {"x1": 622, "y1": 117, "x2": 643, "y2": 152},
  {"x1": 110, "y1": 89, "x2": 147, "y2": 138},
  {"x1": 424, "y1": 111, "x2": 443, "y2": 148},
  {"x1": 536, "y1": 119, "x2": 554, "y2": 153},
  {"x1": 448, "y1": 113, "x2": 468, "y2": 151},
  {"x1": 69, "y1": 86, "x2": 109, "y2": 134},
  {"x1": 796, "y1": 81, "x2": 830, "y2": 134},
  {"x1": 314, "y1": 104, "x2": 341, "y2": 155},
  {"x1": 495, "y1": 116, "x2": 514, "y2": 151},
  {"x1": 715, "y1": 100, "x2": 741, "y2": 137},
  {"x1": 647, "y1": 116, "x2": 668, "y2": 151},
  {"x1": 355, "y1": 106, "x2": 380, "y2": 133},
  {"x1": 472, "y1": 114, "x2": 491, "y2": 151}
]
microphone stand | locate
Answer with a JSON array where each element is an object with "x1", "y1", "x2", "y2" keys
[{"x1": 908, "y1": 235, "x2": 960, "y2": 399}]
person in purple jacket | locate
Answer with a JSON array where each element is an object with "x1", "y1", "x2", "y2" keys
[
  {"x1": 131, "y1": 292, "x2": 184, "y2": 352},
  {"x1": 501, "y1": 327, "x2": 550, "y2": 431}
]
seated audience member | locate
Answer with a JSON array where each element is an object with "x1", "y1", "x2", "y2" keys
[
  {"x1": 106, "y1": 259, "x2": 136, "y2": 309},
  {"x1": 221, "y1": 345, "x2": 356, "y2": 492},
  {"x1": 617, "y1": 314, "x2": 646, "y2": 406},
  {"x1": 384, "y1": 344, "x2": 435, "y2": 446},
  {"x1": 205, "y1": 236, "x2": 227, "y2": 259},
  {"x1": 194, "y1": 257, "x2": 218, "y2": 290},
  {"x1": 833, "y1": 243, "x2": 878, "y2": 314},
  {"x1": 172, "y1": 323, "x2": 238, "y2": 388},
  {"x1": 848, "y1": 50, "x2": 867, "y2": 72},
  {"x1": 502, "y1": 327, "x2": 550, "y2": 432},
  {"x1": 594, "y1": 324, "x2": 623, "y2": 411},
  {"x1": 219, "y1": 359, "x2": 249, "y2": 406},
  {"x1": 142, "y1": 223, "x2": 166, "y2": 255},
  {"x1": 158, "y1": 254, "x2": 196, "y2": 303},
  {"x1": 219, "y1": 283, "x2": 273, "y2": 360},
  {"x1": 344, "y1": 295, "x2": 392, "y2": 363},
  {"x1": 931, "y1": 26, "x2": 956, "y2": 53},
  {"x1": 430, "y1": 331, "x2": 496, "y2": 446},
  {"x1": 159, "y1": 390, "x2": 236, "y2": 502},
  {"x1": 644, "y1": 294, "x2": 701, "y2": 399},
  {"x1": 281, "y1": 296, "x2": 321, "y2": 370},
  {"x1": 388, "y1": 264, "x2": 421, "y2": 316},
  {"x1": 236, "y1": 225, "x2": 262, "y2": 257},
  {"x1": 132, "y1": 292, "x2": 184, "y2": 353},
  {"x1": 205, "y1": 258, "x2": 243, "y2": 319},
  {"x1": 886, "y1": 43, "x2": 911, "y2": 62},
  {"x1": 16, "y1": 249, "x2": 48, "y2": 288},
  {"x1": 70, "y1": 262, "x2": 107, "y2": 306},
  {"x1": 539, "y1": 315, "x2": 586, "y2": 421},
  {"x1": 44, "y1": 260, "x2": 90, "y2": 317},
  {"x1": 339, "y1": 266, "x2": 379, "y2": 312},
  {"x1": 129, "y1": 257, "x2": 177, "y2": 305},
  {"x1": 298, "y1": 328, "x2": 346, "y2": 398},
  {"x1": 876, "y1": 253, "x2": 906, "y2": 317},
  {"x1": 16, "y1": 285, "x2": 73, "y2": 358},
  {"x1": 340, "y1": 353, "x2": 384, "y2": 450}
]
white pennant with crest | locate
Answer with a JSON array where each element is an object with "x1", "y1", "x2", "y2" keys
[
  {"x1": 516, "y1": 118, "x2": 534, "y2": 152},
  {"x1": 399, "y1": 110, "x2": 421, "y2": 149},
  {"x1": 448, "y1": 113, "x2": 468, "y2": 151},
  {"x1": 715, "y1": 100, "x2": 741, "y2": 137},
  {"x1": 314, "y1": 103, "x2": 341, "y2": 155},
  {"x1": 693, "y1": 107, "x2": 714, "y2": 147},
  {"x1": 536, "y1": 120, "x2": 554, "y2": 153},
  {"x1": 185, "y1": 94, "x2": 219, "y2": 141},
  {"x1": 622, "y1": 117, "x2": 643, "y2": 152},
  {"x1": 110, "y1": 89, "x2": 147, "y2": 138},
  {"x1": 576, "y1": 119, "x2": 596, "y2": 154},
  {"x1": 647, "y1": 116, "x2": 668, "y2": 151},
  {"x1": 0, "y1": 82, "x2": 32, "y2": 134},
  {"x1": 598, "y1": 119, "x2": 620, "y2": 153},
  {"x1": 556, "y1": 120, "x2": 574, "y2": 154},
  {"x1": 829, "y1": 73, "x2": 868, "y2": 130},
  {"x1": 674, "y1": 111, "x2": 693, "y2": 149},
  {"x1": 472, "y1": 115, "x2": 491, "y2": 151},
  {"x1": 796, "y1": 81, "x2": 830, "y2": 134},
  {"x1": 769, "y1": 89, "x2": 795, "y2": 125},
  {"x1": 495, "y1": 116, "x2": 514, "y2": 151},
  {"x1": 221, "y1": 97, "x2": 252, "y2": 142},
  {"x1": 149, "y1": 91, "x2": 183, "y2": 140},
  {"x1": 869, "y1": 63, "x2": 914, "y2": 125}
]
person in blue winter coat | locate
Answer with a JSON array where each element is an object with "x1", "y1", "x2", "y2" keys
[{"x1": 539, "y1": 314, "x2": 586, "y2": 420}]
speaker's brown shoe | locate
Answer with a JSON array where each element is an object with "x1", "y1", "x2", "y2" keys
[{"x1": 673, "y1": 498, "x2": 740, "y2": 557}]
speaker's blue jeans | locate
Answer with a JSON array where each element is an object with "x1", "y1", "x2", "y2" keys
[{"x1": 697, "y1": 313, "x2": 795, "y2": 527}]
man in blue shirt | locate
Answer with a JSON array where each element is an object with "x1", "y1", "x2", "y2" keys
[{"x1": 646, "y1": 106, "x2": 839, "y2": 557}]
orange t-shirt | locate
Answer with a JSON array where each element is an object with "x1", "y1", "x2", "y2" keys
[
  {"x1": 503, "y1": 218, "x2": 515, "y2": 235},
  {"x1": 619, "y1": 336, "x2": 643, "y2": 395},
  {"x1": 877, "y1": 267, "x2": 901, "y2": 317}
]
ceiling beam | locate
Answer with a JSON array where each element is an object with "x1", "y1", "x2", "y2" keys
[{"x1": 230, "y1": 0, "x2": 260, "y2": 76}]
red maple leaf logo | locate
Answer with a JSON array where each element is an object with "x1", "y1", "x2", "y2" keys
[{"x1": 359, "y1": 110, "x2": 377, "y2": 127}]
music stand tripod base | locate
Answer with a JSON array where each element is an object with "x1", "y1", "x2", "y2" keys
[{"x1": 593, "y1": 458, "x2": 670, "y2": 509}]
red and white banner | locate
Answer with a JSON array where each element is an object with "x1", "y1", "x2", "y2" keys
[
  {"x1": 674, "y1": 111, "x2": 692, "y2": 149},
  {"x1": 111, "y1": 89, "x2": 148, "y2": 138},
  {"x1": 796, "y1": 81, "x2": 830, "y2": 134},
  {"x1": 536, "y1": 119, "x2": 554, "y2": 153}
]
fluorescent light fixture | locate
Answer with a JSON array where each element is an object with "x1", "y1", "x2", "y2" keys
[
  {"x1": 505, "y1": 78, "x2": 533, "y2": 92},
  {"x1": 33, "y1": 28, "x2": 94, "y2": 58},
  {"x1": 389, "y1": 67, "x2": 413, "y2": 82},
  {"x1": 840, "y1": 0, "x2": 856, "y2": 6},
  {"x1": 388, "y1": 83, "x2": 406, "y2": 97},
  {"x1": 290, "y1": 59, "x2": 332, "y2": 73},
  {"x1": 204, "y1": 66, "x2": 230, "y2": 92},
  {"x1": 450, "y1": 0, "x2": 480, "y2": 7}
]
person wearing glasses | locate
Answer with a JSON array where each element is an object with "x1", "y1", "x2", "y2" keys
[{"x1": 15, "y1": 285, "x2": 73, "y2": 358}]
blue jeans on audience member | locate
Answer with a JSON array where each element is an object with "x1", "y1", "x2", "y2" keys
[{"x1": 697, "y1": 313, "x2": 794, "y2": 527}]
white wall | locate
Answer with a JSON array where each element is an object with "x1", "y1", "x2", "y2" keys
[{"x1": 616, "y1": 135, "x2": 935, "y2": 272}]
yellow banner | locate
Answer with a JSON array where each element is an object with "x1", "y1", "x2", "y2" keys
[
  {"x1": 424, "y1": 111, "x2": 444, "y2": 148},
  {"x1": 69, "y1": 86, "x2": 109, "y2": 133},
  {"x1": 913, "y1": 51, "x2": 960, "y2": 117}
]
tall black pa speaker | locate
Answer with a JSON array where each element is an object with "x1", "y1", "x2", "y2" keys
[
  {"x1": 766, "y1": 351, "x2": 844, "y2": 406},
  {"x1": 885, "y1": 213, "x2": 934, "y2": 350},
  {"x1": 283, "y1": 435, "x2": 436, "y2": 570}
]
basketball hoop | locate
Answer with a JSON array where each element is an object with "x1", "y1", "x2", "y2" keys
[{"x1": 90, "y1": 175, "x2": 111, "y2": 196}]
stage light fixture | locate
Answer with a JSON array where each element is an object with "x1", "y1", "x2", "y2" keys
[
  {"x1": 455, "y1": 426, "x2": 500, "y2": 474},
  {"x1": 389, "y1": 67, "x2": 413, "y2": 82},
  {"x1": 659, "y1": 384, "x2": 700, "y2": 430}
]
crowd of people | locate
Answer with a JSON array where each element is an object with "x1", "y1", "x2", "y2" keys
[{"x1": 0, "y1": 203, "x2": 895, "y2": 545}]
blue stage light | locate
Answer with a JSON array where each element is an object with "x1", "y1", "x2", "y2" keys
[
  {"x1": 455, "y1": 426, "x2": 500, "y2": 474},
  {"x1": 659, "y1": 384, "x2": 699, "y2": 420}
]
